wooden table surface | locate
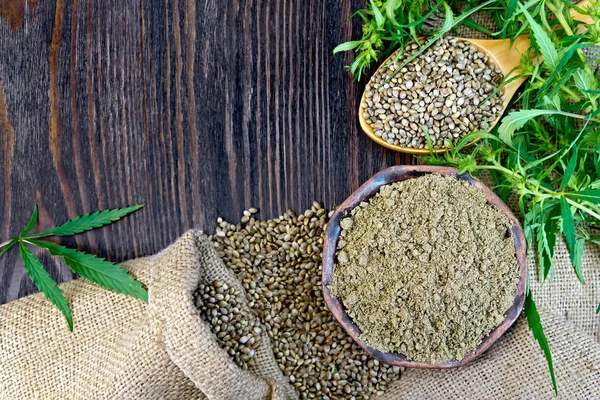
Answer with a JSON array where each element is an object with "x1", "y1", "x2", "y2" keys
[{"x1": 0, "y1": 0, "x2": 413, "y2": 304}]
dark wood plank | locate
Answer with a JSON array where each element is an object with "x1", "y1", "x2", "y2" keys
[{"x1": 0, "y1": 0, "x2": 416, "y2": 304}]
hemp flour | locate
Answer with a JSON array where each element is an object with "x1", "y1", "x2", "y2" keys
[{"x1": 330, "y1": 174, "x2": 519, "y2": 363}]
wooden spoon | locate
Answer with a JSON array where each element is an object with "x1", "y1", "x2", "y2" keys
[{"x1": 358, "y1": 0, "x2": 594, "y2": 155}]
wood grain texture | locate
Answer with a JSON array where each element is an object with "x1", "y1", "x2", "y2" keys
[{"x1": 0, "y1": 0, "x2": 415, "y2": 304}]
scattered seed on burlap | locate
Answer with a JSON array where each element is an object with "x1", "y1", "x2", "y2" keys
[
  {"x1": 330, "y1": 174, "x2": 520, "y2": 364},
  {"x1": 362, "y1": 36, "x2": 505, "y2": 149},
  {"x1": 194, "y1": 281, "x2": 262, "y2": 370},
  {"x1": 208, "y1": 202, "x2": 402, "y2": 399}
]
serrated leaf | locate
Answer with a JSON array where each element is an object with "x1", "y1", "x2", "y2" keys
[
  {"x1": 29, "y1": 240, "x2": 148, "y2": 303},
  {"x1": 573, "y1": 68, "x2": 595, "y2": 92},
  {"x1": 537, "y1": 203, "x2": 559, "y2": 281},
  {"x1": 385, "y1": 0, "x2": 399, "y2": 26},
  {"x1": 0, "y1": 239, "x2": 17, "y2": 257},
  {"x1": 499, "y1": 110, "x2": 561, "y2": 144},
  {"x1": 505, "y1": 0, "x2": 518, "y2": 23},
  {"x1": 440, "y1": 1, "x2": 454, "y2": 33},
  {"x1": 565, "y1": 189, "x2": 600, "y2": 204},
  {"x1": 333, "y1": 41, "x2": 362, "y2": 54},
  {"x1": 19, "y1": 242, "x2": 73, "y2": 331},
  {"x1": 518, "y1": 3, "x2": 558, "y2": 70},
  {"x1": 560, "y1": 148, "x2": 578, "y2": 191},
  {"x1": 499, "y1": 110, "x2": 587, "y2": 144},
  {"x1": 536, "y1": 42, "x2": 589, "y2": 102},
  {"x1": 370, "y1": 0, "x2": 384, "y2": 28},
  {"x1": 574, "y1": 238, "x2": 585, "y2": 280},
  {"x1": 20, "y1": 205, "x2": 39, "y2": 237},
  {"x1": 560, "y1": 197, "x2": 584, "y2": 283},
  {"x1": 29, "y1": 205, "x2": 145, "y2": 239},
  {"x1": 525, "y1": 293, "x2": 557, "y2": 395}
]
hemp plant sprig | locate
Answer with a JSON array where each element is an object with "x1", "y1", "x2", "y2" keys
[
  {"x1": 334, "y1": 0, "x2": 505, "y2": 80},
  {"x1": 0, "y1": 205, "x2": 147, "y2": 331},
  {"x1": 420, "y1": 0, "x2": 600, "y2": 393}
]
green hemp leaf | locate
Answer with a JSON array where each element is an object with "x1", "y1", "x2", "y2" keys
[
  {"x1": 525, "y1": 292, "x2": 557, "y2": 395},
  {"x1": 0, "y1": 205, "x2": 147, "y2": 331}
]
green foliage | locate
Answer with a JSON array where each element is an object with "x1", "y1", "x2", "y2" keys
[
  {"x1": 0, "y1": 239, "x2": 17, "y2": 257},
  {"x1": 334, "y1": 0, "x2": 503, "y2": 80},
  {"x1": 28, "y1": 204, "x2": 145, "y2": 238},
  {"x1": 560, "y1": 197, "x2": 583, "y2": 283},
  {"x1": 565, "y1": 189, "x2": 600, "y2": 204},
  {"x1": 29, "y1": 240, "x2": 148, "y2": 303},
  {"x1": 573, "y1": 68, "x2": 596, "y2": 93},
  {"x1": 518, "y1": 2, "x2": 558, "y2": 70},
  {"x1": 536, "y1": 201, "x2": 560, "y2": 281},
  {"x1": 0, "y1": 205, "x2": 146, "y2": 330},
  {"x1": 525, "y1": 292, "x2": 557, "y2": 395},
  {"x1": 21, "y1": 205, "x2": 39, "y2": 237},
  {"x1": 19, "y1": 242, "x2": 73, "y2": 331},
  {"x1": 560, "y1": 147, "x2": 578, "y2": 191},
  {"x1": 498, "y1": 110, "x2": 567, "y2": 144}
]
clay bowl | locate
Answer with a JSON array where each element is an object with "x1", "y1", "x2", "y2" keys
[{"x1": 322, "y1": 165, "x2": 527, "y2": 368}]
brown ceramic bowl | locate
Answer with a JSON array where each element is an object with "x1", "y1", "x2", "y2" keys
[{"x1": 322, "y1": 165, "x2": 527, "y2": 368}]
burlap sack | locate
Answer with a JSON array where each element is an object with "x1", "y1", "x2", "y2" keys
[
  {"x1": 0, "y1": 230, "x2": 296, "y2": 400},
  {"x1": 1, "y1": 226, "x2": 599, "y2": 399}
]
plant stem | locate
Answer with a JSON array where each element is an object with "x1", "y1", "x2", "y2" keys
[
  {"x1": 473, "y1": 164, "x2": 520, "y2": 179},
  {"x1": 562, "y1": 86, "x2": 583, "y2": 102},
  {"x1": 566, "y1": 197, "x2": 600, "y2": 220}
]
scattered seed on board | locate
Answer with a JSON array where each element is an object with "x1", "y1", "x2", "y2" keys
[
  {"x1": 363, "y1": 36, "x2": 505, "y2": 149},
  {"x1": 201, "y1": 205, "x2": 403, "y2": 399}
]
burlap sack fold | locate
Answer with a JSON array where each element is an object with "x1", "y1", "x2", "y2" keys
[{"x1": 0, "y1": 230, "x2": 295, "y2": 400}]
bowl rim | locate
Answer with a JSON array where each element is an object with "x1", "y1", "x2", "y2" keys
[{"x1": 321, "y1": 165, "x2": 528, "y2": 368}]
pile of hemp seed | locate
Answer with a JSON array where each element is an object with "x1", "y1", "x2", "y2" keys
[
  {"x1": 194, "y1": 281, "x2": 263, "y2": 369},
  {"x1": 194, "y1": 204, "x2": 402, "y2": 399},
  {"x1": 362, "y1": 36, "x2": 505, "y2": 149}
]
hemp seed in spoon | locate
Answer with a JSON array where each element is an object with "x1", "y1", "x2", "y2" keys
[
  {"x1": 330, "y1": 174, "x2": 519, "y2": 363},
  {"x1": 362, "y1": 36, "x2": 505, "y2": 149}
]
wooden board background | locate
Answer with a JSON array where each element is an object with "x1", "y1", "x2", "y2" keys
[{"x1": 0, "y1": 0, "x2": 414, "y2": 304}]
